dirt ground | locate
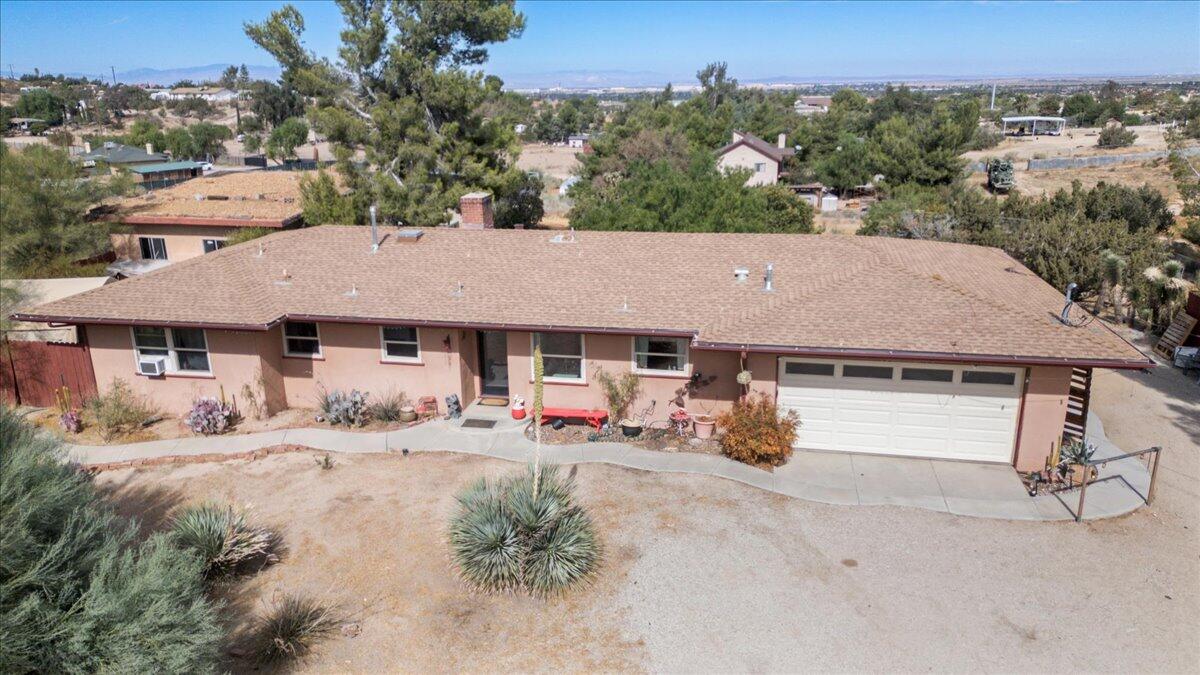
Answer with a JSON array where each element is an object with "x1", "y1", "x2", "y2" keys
[
  {"x1": 961, "y1": 124, "x2": 1183, "y2": 163},
  {"x1": 967, "y1": 158, "x2": 1181, "y2": 207},
  {"x1": 94, "y1": 333, "x2": 1199, "y2": 672},
  {"x1": 516, "y1": 144, "x2": 581, "y2": 227}
]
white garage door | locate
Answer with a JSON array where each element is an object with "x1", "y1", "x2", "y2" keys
[{"x1": 777, "y1": 358, "x2": 1024, "y2": 463}]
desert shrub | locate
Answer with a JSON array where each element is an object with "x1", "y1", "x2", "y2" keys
[
  {"x1": 1098, "y1": 124, "x2": 1137, "y2": 148},
  {"x1": 184, "y1": 396, "x2": 236, "y2": 435},
  {"x1": 1182, "y1": 221, "x2": 1200, "y2": 247},
  {"x1": 716, "y1": 393, "x2": 799, "y2": 466},
  {"x1": 59, "y1": 409, "x2": 82, "y2": 433},
  {"x1": 448, "y1": 464, "x2": 601, "y2": 596},
  {"x1": 367, "y1": 388, "x2": 409, "y2": 422},
  {"x1": 226, "y1": 226, "x2": 273, "y2": 246},
  {"x1": 0, "y1": 405, "x2": 221, "y2": 672},
  {"x1": 251, "y1": 594, "x2": 338, "y2": 665},
  {"x1": 316, "y1": 386, "x2": 369, "y2": 427},
  {"x1": 168, "y1": 503, "x2": 279, "y2": 578},
  {"x1": 594, "y1": 368, "x2": 642, "y2": 421},
  {"x1": 85, "y1": 377, "x2": 157, "y2": 441}
]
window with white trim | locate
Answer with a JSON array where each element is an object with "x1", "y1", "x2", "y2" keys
[
  {"x1": 202, "y1": 238, "x2": 226, "y2": 254},
  {"x1": 132, "y1": 327, "x2": 210, "y2": 374},
  {"x1": 532, "y1": 332, "x2": 585, "y2": 382},
  {"x1": 283, "y1": 321, "x2": 321, "y2": 357},
  {"x1": 633, "y1": 336, "x2": 689, "y2": 375},
  {"x1": 139, "y1": 236, "x2": 167, "y2": 260},
  {"x1": 380, "y1": 325, "x2": 420, "y2": 362}
]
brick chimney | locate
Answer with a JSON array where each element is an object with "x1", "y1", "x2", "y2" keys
[{"x1": 459, "y1": 192, "x2": 494, "y2": 229}]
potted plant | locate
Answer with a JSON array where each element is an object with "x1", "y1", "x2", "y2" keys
[
  {"x1": 399, "y1": 405, "x2": 418, "y2": 423},
  {"x1": 619, "y1": 417, "x2": 643, "y2": 437},
  {"x1": 693, "y1": 413, "x2": 716, "y2": 439}
]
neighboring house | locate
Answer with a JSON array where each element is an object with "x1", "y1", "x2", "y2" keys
[
  {"x1": 717, "y1": 130, "x2": 796, "y2": 187},
  {"x1": 514, "y1": 123, "x2": 527, "y2": 135},
  {"x1": 1, "y1": 277, "x2": 110, "y2": 407},
  {"x1": 101, "y1": 170, "x2": 313, "y2": 274},
  {"x1": 16, "y1": 216, "x2": 1151, "y2": 475},
  {"x1": 79, "y1": 141, "x2": 169, "y2": 172},
  {"x1": 567, "y1": 134, "x2": 590, "y2": 149},
  {"x1": 127, "y1": 161, "x2": 206, "y2": 188},
  {"x1": 794, "y1": 96, "x2": 832, "y2": 115},
  {"x1": 161, "y1": 87, "x2": 238, "y2": 102}
]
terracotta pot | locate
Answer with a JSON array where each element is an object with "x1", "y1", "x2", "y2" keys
[
  {"x1": 399, "y1": 406, "x2": 417, "y2": 423},
  {"x1": 693, "y1": 415, "x2": 716, "y2": 439}
]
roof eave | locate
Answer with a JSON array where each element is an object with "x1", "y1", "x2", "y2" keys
[{"x1": 691, "y1": 340, "x2": 1155, "y2": 370}]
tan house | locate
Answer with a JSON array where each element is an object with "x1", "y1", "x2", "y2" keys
[
  {"x1": 716, "y1": 131, "x2": 796, "y2": 186},
  {"x1": 103, "y1": 171, "x2": 314, "y2": 274},
  {"x1": 17, "y1": 217, "x2": 1151, "y2": 475}
]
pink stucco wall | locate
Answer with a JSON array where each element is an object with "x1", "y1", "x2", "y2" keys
[
  {"x1": 111, "y1": 224, "x2": 241, "y2": 263},
  {"x1": 84, "y1": 321, "x2": 1074, "y2": 471},
  {"x1": 504, "y1": 331, "x2": 744, "y2": 426},
  {"x1": 87, "y1": 324, "x2": 276, "y2": 414},
  {"x1": 1012, "y1": 365, "x2": 1073, "y2": 472},
  {"x1": 278, "y1": 322, "x2": 467, "y2": 409}
]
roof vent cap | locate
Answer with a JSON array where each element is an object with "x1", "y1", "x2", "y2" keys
[
  {"x1": 734, "y1": 267, "x2": 750, "y2": 282},
  {"x1": 549, "y1": 228, "x2": 577, "y2": 244}
]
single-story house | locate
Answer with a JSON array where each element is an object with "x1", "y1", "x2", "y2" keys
[
  {"x1": 79, "y1": 141, "x2": 169, "y2": 172},
  {"x1": 127, "y1": 160, "x2": 206, "y2": 187},
  {"x1": 567, "y1": 134, "x2": 590, "y2": 149},
  {"x1": 794, "y1": 96, "x2": 832, "y2": 116},
  {"x1": 15, "y1": 205, "x2": 1151, "y2": 473},
  {"x1": 101, "y1": 170, "x2": 316, "y2": 273},
  {"x1": 7, "y1": 117, "x2": 46, "y2": 132},
  {"x1": 717, "y1": 131, "x2": 796, "y2": 187}
]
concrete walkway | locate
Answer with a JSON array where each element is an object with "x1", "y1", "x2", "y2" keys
[{"x1": 65, "y1": 411, "x2": 1151, "y2": 522}]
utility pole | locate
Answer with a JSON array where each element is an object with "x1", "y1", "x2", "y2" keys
[
  {"x1": 990, "y1": 82, "x2": 996, "y2": 111},
  {"x1": 110, "y1": 66, "x2": 117, "y2": 86},
  {"x1": 7, "y1": 64, "x2": 13, "y2": 80}
]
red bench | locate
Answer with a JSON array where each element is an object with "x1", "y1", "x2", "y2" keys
[{"x1": 538, "y1": 407, "x2": 609, "y2": 431}]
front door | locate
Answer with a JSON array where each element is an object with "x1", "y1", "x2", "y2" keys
[{"x1": 478, "y1": 331, "x2": 509, "y2": 397}]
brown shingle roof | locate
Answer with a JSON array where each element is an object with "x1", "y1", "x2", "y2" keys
[
  {"x1": 17, "y1": 227, "x2": 1149, "y2": 367},
  {"x1": 717, "y1": 131, "x2": 796, "y2": 163}
]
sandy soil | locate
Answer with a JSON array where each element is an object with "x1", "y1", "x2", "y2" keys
[
  {"x1": 962, "y1": 124, "x2": 1184, "y2": 163},
  {"x1": 95, "y1": 327, "x2": 1199, "y2": 673},
  {"x1": 967, "y1": 158, "x2": 1182, "y2": 207},
  {"x1": 516, "y1": 144, "x2": 581, "y2": 182}
]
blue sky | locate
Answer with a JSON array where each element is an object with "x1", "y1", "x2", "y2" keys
[{"x1": 0, "y1": 1, "x2": 1196, "y2": 85}]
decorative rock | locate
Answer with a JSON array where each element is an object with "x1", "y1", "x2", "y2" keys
[{"x1": 341, "y1": 622, "x2": 361, "y2": 638}]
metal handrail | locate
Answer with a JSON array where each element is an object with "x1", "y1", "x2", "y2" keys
[{"x1": 1052, "y1": 446, "x2": 1162, "y2": 522}]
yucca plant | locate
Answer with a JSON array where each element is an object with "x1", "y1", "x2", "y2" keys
[
  {"x1": 251, "y1": 593, "x2": 338, "y2": 665},
  {"x1": 448, "y1": 464, "x2": 601, "y2": 597},
  {"x1": 168, "y1": 503, "x2": 279, "y2": 577}
]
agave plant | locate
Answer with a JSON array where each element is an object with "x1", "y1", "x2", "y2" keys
[
  {"x1": 169, "y1": 503, "x2": 280, "y2": 577},
  {"x1": 448, "y1": 464, "x2": 600, "y2": 597}
]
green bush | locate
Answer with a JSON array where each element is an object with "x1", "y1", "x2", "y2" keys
[
  {"x1": 448, "y1": 464, "x2": 601, "y2": 597},
  {"x1": 85, "y1": 378, "x2": 157, "y2": 441},
  {"x1": 716, "y1": 393, "x2": 799, "y2": 466},
  {"x1": 1182, "y1": 221, "x2": 1200, "y2": 247},
  {"x1": 251, "y1": 594, "x2": 338, "y2": 665},
  {"x1": 1098, "y1": 124, "x2": 1137, "y2": 148},
  {"x1": 0, "y1": 405, "x2": 221, "y2": 672},
  {"x1": 169, "y1": 503, "x2": 280, "y2": 578}
]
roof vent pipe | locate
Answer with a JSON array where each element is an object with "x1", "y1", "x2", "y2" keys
[
  {"x1": 369, "y1": 205, "x2": 379, "y2": 253},
  {"x1": 1059, "y1": 282, "x2": 1078, "y2": 324},
  {"x1": 764, "y1": 263, "x2": 775, "y2": 292}
]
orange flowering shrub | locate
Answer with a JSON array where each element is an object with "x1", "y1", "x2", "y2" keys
[{"x1": 716, "y1": 393, "x2": 799, "y2": 466}]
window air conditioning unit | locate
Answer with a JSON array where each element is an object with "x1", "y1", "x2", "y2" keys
[{"x1": 138, "y1": 356, "x2": 167, "y2": 376}]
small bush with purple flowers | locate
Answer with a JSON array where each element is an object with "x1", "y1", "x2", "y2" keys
[
  {"x1": 59, "y1": 409, "x2": 82, "y2": 434},
  {"x1": 185, "y1": 397, "x2": 236, "y2": 435}
]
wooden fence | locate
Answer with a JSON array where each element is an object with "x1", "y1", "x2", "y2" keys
[{"x1": 1, "y1": 337, "x2": 98, "y2": 408}]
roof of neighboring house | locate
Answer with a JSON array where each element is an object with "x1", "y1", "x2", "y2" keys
[
  {"x1": 127, "y1": 161, "x2": 207, "y2": 175},
  {"x1": 170, "y1": 87, "x2": 234, "y2": 96},
  {"x1": 81, "y1": 143, "x2": 168, "y2": 165},
  {"x1": 717, "y1": 131, "x2": 795, "y2": 164},
  {"x1": 16, "y1": 227, "x2": 1151, "y2": 368},
  {"x1": 3, "y1": 276, "x2": 112, "y2": 343},
  {"x1": 798, "y1": 96, "x2": 832, "y2": 107},
  {"x1": 100, "y1": 170, "x2": 320, "y2": 228}
]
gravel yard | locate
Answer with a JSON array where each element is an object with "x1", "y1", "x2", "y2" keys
[{"x1": 96, "y1": 335, "x2": 1199, "y2": 673}]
